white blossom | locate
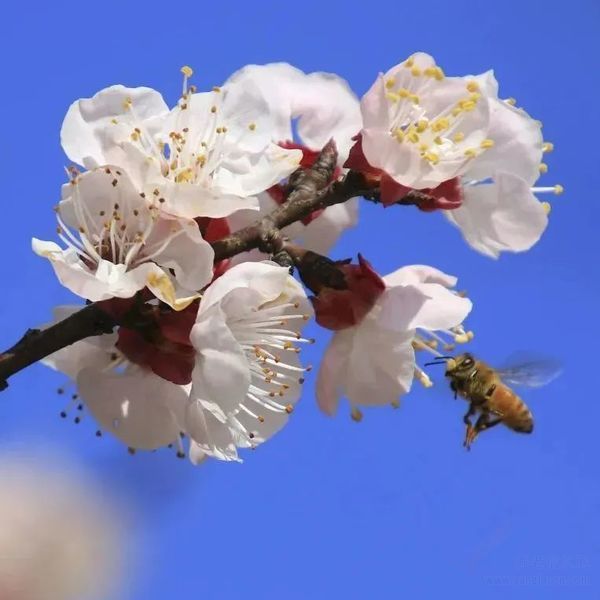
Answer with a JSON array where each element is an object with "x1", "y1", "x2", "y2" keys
[
  {"x1": 442, "y1": 70, "x2": 561, "y2": 257},
  {"x1": 225, "y1": 63, "x2": 362, "y2": 254},
  {"x1": 33, "y1": 167, "x2": 214, "y2": 309},
  {"x1": 358, "y1": 52, "x2": 491, "y2": 189},
  {"x1": 187, "y1": 261, "x2": 313, "y2": 462},
  {"x1": 316, "y1": 265, "x2": 472, "y2": 415},
  {"x1": 60, "y1": 76, "x2": 302, "y2": 219}
]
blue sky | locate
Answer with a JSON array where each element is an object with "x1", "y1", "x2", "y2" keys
[{"x1": 2, "y1": 0, "x2": 599, "y2": 598}]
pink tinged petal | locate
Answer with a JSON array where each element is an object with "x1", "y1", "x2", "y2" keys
[
  {"x1": 147, "y1": 217, "x2": 214, "y2": 292},
  {"x1": 446, "y1": 173, "x2": 548, "y2": 257},
  {"x1": 190, "y1": 305, "x2": 250, "y2": 415},
  {"x1": 465, "y1": 98, "x2": 543, "y2": 185},
  {"x1": 360, "y1": 73, "x2": 391, "y2": 130},
  {"x1": 316, "y1": 330, "x2": 354, "y2": 415},
  {"x1": 61, "y1": 85, "x2": 169, "y2": 168},
  {"x1": 77, "y1": 368, "x2": 185, "y2": 449}
]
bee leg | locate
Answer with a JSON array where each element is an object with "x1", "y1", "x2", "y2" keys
[
  {"x1": 462, "y1": 405, "x2": 477, "y2": 450},
  {"x1": 468, "y1": 415, "x2": 503, "y2": 448}
]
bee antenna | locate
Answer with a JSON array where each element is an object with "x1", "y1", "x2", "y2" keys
[{"x1": 424, "y1": 360, "x2": 448, "y2": 367}]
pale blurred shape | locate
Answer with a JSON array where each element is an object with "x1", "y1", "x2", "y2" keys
[{"x1": 0, "y1": 448, "x2": 125, "y2": 600}]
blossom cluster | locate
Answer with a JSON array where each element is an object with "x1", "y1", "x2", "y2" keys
[{"x1": 35, "y1": 55, "x2": 561, "y2": 463}]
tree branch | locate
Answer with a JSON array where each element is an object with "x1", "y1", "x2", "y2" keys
[{"x1": 0, "y1": 141, "x2": 377, "y2": 391}]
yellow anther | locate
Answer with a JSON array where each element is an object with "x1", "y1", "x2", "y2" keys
[
  {"x1": 416, "y1": 370, "x2": 433, "y2": 388},
  {"x1": 454, "y1": 333, "x2": 470, "y2": 344},
  {"x1": 122, "y1": 97, "x2": 132, "y2": 110},
  {"x1": 453, "y1": 132, "x2": 465, "y2": 142},
  {"x1": 418, "y1": 143, "x2": 428, "y2": 151},
  {"x1": 554, "y1": 184, "x2": 564, "y2": 195},
  {"x1": 464, "y1": 148, "x2": 477, "y2": 158},
  {"x1": 466, "y1": 80, "x2": 480, "y2": 93},
  {"x1": 248, "y1": 122, "x2": 256, "y2": 131},
  {"x1": 258, "y1": 416, "x2": 265, "y2": 423},
  {"x1": 424, "y1": 151, "x2": 440, "y2": 164},
  {"x1": 505, "y1": 97, "x2": 517, "y2": 106},
  {"x1": 534, "y1": 119, "x2": 543, "y2": 127},
  {"x1": 433, "y1": 136, "x2": 443, "y2": 145},
  {"x1": 180, "y1": 65, "x2": 193, "y2": 78},
  {"x1": 543, "y1": 142, "x2": 554, "y2": 153},
  {"x1": 458, "y1": 99, "x2": 477, "y2": 112},
  {"x1": 386, "y1": 92, "x2": 400, "y2": 103},
  {"x1": 480, "y1": 138, "x2": 495, "y2": 149},
  {"x1": 285, "y1": 404, "x2": 294, "y2": 414},
  {"x1": 431, "y1": 117, "x2": 450, "y2": 132},
  {"x1": 351, "y1": 407, "x2": 363, "y2": 422},
  {"x1": 416, "y1": 119, "x2": 429, "y2": 133},
  {"x1": 407, "y1": 130, "x2": 420, "y2": 143},
  {"x1": 539, "y1": 163, "x2": 549, "y2": 174},
  {"x1": 405, "y1": 57, "x2": 415, "y2": 68},
  {"x1": 385, "y1": 77, "x2": 396, "y2": 89},
  {"x1": 398, "y1": 88, "x2": 410, "y2": 98},
  {"x1": 424, "y1": 67, "x2": 436, "y2": 77},
  {"x1": 175, "y1": 168, "x2": 194, "y2": 183},
  {"x1": 433, "y1": 66, "x2": 445, "y2": 80},
  {"x1": 391, "y1": 400, "x2": 400, "y2": 409},
  {"x1": 195, "y1": 154, "x2": 206, "y2": 167},
  {"x1": 411, "y1": 66, "x2": 422, "y2": 77},
  {"x1": 130, "y1": 131, "x2": 140, "y2": 141},
  {"x1": 409, "y1": 94, "x2": 420, "y2": 104},
  {"x1": 212, "y1": 86, "x2": 221, "y2": 93},
  {"x1": 111, "y1": 118, "x2": 118, "y2": 125},
  {"x1": 541, "y1": 201, "x2": 551, "y2": 215},
  {"x1": 466, "y1": 331, "x2": 474, "y2": 341},
  {"x1": 210, "y1": 105, "x2": 217, "y2": 113},
  {"x1": 392, "y1": 128, "x2": 405, "y2": 142}
]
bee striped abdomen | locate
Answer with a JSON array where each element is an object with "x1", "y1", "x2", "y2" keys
[{"x1": 491, "y1": 385, "x2": 534, "y2": 433}]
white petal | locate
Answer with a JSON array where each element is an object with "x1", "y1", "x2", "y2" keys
[
  {"x1": 190, "y1": 305, "x2": 250, "y2": 415},
  {"x1": 198, "y1": 261, "x2": 290, "y2": 312},
  {"x1": 77, "y1": 368, "x2": 185, "y2": 449},
  {"x1": 185, "y1": 401, "x2": 240, "y2": 461},
  {"x1": 61, "y1": 85, "x2": 169, "y2": 168},
  {"x1": 466, "y1": 98, "x2": 543, "y2": 185},
  {"x1": 383, "y1": 264, "x2": 458, "y2": 289},
  {"x1": 446, "y1": 173, "x2": 548, "y2": 257},
  {"x1": 146, "y1": 216, "x2": 214, "y2": 292},
  {"x1": 154, "y1": 180, "x2": 260, "y2": 219}
]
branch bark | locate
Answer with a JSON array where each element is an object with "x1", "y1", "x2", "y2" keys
[{"x1": 0, "y1": 141, "x2": 377, "y2": 391}]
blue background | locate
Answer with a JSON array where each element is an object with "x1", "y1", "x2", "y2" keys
[{"x1": 2, "y1": 0, "x2": 599, "y2": 598}]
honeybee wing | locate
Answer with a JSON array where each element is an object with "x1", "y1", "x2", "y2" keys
[{"x1": 496, "y1": 353, "x2": 563, "y2": 388}]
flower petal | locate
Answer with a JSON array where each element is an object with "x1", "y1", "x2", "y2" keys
[
  {"x1": 446, "y1": 173, "x2": 548, "y2": 257},
  {"x1": 77, "y1": 367, "x2": 185, "y2": 449},
  {"x1": 61, "y1": 85, "x2": 169, "y2": 169}
]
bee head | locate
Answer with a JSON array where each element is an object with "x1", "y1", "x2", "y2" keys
[{"x1": 447, "y1": 353, "x2": 475, "y2": 376}]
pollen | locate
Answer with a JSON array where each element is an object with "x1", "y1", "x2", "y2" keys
[
  {"x1": 351, "y1": 407, "x2": 363, "y2": 422},
  {"x1": 391, "y1": 400, "x2": 400, "y2": 409},
  {"x1": 416, "y1": 119, "x2": 429, "y2": 133},
  {"x1": 405, "y1": 57, "x2": 415, "y2": 68},
  {"x1": 539, "y1": 163, "x2": 549, "y2": 174},
  {"x1": 541, "y1": 201, "x2": 551, "y2": 214},
  {"x1": 554, "y1": 184, "x2": 564, "y2": 195},
  {"x1": 248, "y1": 122, "x2": 257, "y2": 131},
  {"x1": 453, "y1": 132, "x2": 465, "y2": 142},
  {"x1": 398, "y1": 88, "x2": 410, "y2": 98},
  {"x1": 505, "y1": 97, "x2": 517, "y2": 106},
  {"x1": 466, "y1": 80, "x2": 479, "y2": 93},
  {"x1": 424, "y1": 151, "x2": 440, "y2": 164},
  {"x1": 480, "y1": 138, "x2": 494, "y2": 149},
  {"x1": 285, "y1": 404, "x2": 294, "y2": 414},
  {"x1": 212, "y1": 86, "x2": 222, "y2": 93},
  {"x1": 411, "y1": 66, "x2": 422, "y2": 77},
  {"x1": 407, "y1": 131, "x2": 420, "y2": 143},
  {"x1": 122, "y1": 97, "x2": 132, "y2": 110},
  {"x1": 210, "y1": 105, "x2": 217, "y2": 113},
  {"x1": 385, "y1": 77, "x2": 396, "y2": 89},
  {"x1": 542, "y1": 142, "x2": 554, "y2": 153},
  {"x1": 431, "y1": 118, "x2": 450, "y2": 132},
  {"x1": 464, "y1": 148, "x2": 477, "y2": 158},
  {"x1": 180, "y1": 65, "x2": 194, "y2": 78}
]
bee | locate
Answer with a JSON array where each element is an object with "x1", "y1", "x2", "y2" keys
[{"x1": 425, "y1": 353, "x2": 561, "y2": 450}]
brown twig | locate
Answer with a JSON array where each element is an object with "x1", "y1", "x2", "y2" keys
[{"x1": 0, "y1": 141, "x2": 377, "y2": 391}]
